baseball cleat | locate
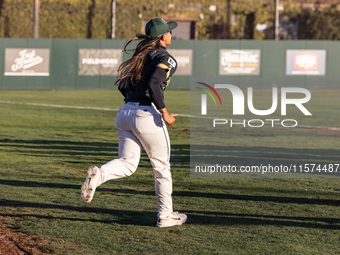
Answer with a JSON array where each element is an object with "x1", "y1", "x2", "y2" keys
[
  {"x1": 156, "y1": 212, "x2": 187, "y2": 228},
  {"x1": 81, "y1": 166, "x2": 100, "y2": 203}
]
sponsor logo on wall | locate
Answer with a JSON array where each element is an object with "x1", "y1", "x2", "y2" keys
[
  {"x1": 219, "y1": 49, "x2": 260, "y2": 75},
  {"x1": 5, "y1": 48, "x2": 50, "y2": 76},
  {"x1": 286, "y1": 50, "x2": 326, "y2": 75},
  {"x1": 167, "y1": 49, "x2": 193, "y2": 75},
  {"x1": 79, "y1": 49, "x2": 122, "y2": 76}
]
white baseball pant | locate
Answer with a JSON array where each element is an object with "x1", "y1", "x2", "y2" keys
[{"x1": 96, "y1": 102, "x2": 173, "y2": 219}]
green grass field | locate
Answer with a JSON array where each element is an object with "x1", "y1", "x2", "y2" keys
[{"x1": 0, "y1": 90, "x2": 340, "y2": 254}]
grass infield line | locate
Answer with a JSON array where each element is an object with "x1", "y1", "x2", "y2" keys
[{"x1": 0, "y1": 100, "x2": 339, "y2": 131}]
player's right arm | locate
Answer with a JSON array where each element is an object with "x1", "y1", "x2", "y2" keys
[{"x1": 118, "y1": 82, "x2": 127, "y2": 97}]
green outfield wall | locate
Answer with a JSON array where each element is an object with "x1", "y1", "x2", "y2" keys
[{"x1": 0, "y1": 38, "x2": 339, "y2": 90}]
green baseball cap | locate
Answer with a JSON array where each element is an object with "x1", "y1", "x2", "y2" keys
[{"x1": 145, "y1": 18, "x2": 178, "y2": 39}]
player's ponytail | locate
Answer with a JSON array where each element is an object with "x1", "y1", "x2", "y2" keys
[{"x1": 115, "y1": 34, "x2": 162, "y2": 88}]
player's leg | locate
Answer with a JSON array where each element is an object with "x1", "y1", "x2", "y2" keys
[
  {"x1": 81, "y1": 104, "x2": 142, "y2": 203},
  {"x1": 143, "y1": 125, "x2": 187, "y2": 227},
  {"x1": 130, "y1": 105, "x2": 187, "y2": 227},
  {"x1": 144, "y1": 124, "x2": 173, "y2": 218},
  {"x1": 99, "y1": 127, "x2": 142, "y2": 182}
]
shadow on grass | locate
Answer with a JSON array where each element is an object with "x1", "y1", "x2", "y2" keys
[
  {"x1": 0, "y1": 199, "x2": 155, "y2": 226},
  {"x1": 0, "y1": 179, "x2": 339, "y2": 207},
  {"x1": 0, "y1": 179, "x2": 79, "y2": 190},
  {"x1": 173, "y1": 190, "x2": 340, "y2": 206},
  {"x1": 1, "y1": 135, "x2": 339, "y2": 165},
  {"x1": 4, "y1": 138, "x2": 339, "y2": 172},
  {"x1": 1, "y1": 199, "x2": 339, "y2": 229},
  {"x1": 0, "y1": 176, "x2": 339, "y2": 207},
  {"x1": 0, "y1": 139, "x2": 190, "y2": 164},
  {"x1": 191, "y1": 145, "x2": 340, "y2": 164},
  {"x1": 0, "y1": 139, "x2": 119, "y2": 158},
  {"x1": 185, "y1": 210, "x2": 340, "y2": 229}
]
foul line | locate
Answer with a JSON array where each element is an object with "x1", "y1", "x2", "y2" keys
[
  {"x1": 0, "y1": 100, "x2": 339, "y2": 131},
  {"x1": 0, "y1": 100, "x2": 119, "y2": 112}
]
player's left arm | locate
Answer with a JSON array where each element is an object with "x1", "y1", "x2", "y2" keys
[
  {"x1": 148, "y1": 67, "x2": 176, "y2": 126},
  {"x1": 148, "y1": 67, "x2": 167, "y2": 110}
]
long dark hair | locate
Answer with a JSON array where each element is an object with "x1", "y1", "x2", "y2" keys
[{"x1": 115, "y1": 34, "x2": 162, "y2": 88}]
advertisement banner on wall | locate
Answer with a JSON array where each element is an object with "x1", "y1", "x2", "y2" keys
[
  {"x1": 167, "y1": 49, "x2": 193, "y2": 75},
  {"x1": 286, "y1": 50, "x2": 326, "y2": 75},
  {"x1": 78, "y1": 49, "x2": 122, "y2": 76},
  {"x1": 4, "y1": 48, "x2": 50, "y2": 76},
  {"x1": 219, "y1": 49, "x2": 261, "y2": 75}
]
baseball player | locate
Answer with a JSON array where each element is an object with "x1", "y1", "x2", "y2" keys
[{"x1": 81, "y1": 18, "x2": 187, "y2": 228}]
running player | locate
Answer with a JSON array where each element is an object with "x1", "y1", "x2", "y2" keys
[{"x1": 81, "y1": 18, "x2": 187, "y2": 228}]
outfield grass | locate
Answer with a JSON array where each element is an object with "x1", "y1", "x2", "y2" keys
[{"x1": 0, "y1": 90, "x2": 339, "y2": 254}]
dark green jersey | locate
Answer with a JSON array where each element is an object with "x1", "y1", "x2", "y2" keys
[
  {"x1": 122, "y1": 46, "x2": 177, "y2": 108},
  {"x1": 142, "y1": 46, "x2": 177, "y2": 90}
]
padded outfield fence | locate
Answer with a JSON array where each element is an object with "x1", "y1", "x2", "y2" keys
[{"x1": 0, "y1": 38, "x2": 339, "y2": 90}]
